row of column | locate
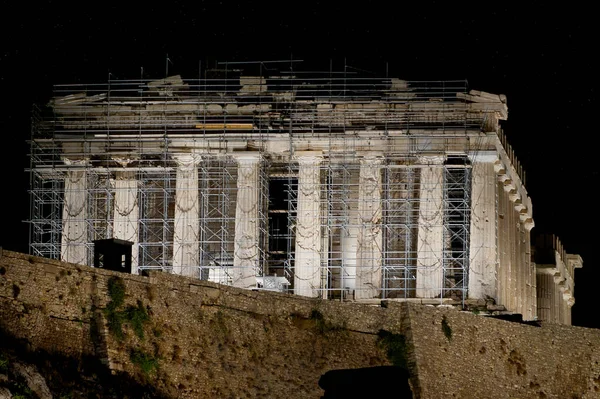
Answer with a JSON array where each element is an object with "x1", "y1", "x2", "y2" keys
[
  {"x1": 171, "y1": 153, "x2": 261, "y2": 287},
  {"x1": 60, "y1": 152, "x2": 388, "y2": 297},
  {"x1": 61, "y1": 158, "x2": 141, "y2": 273},
  {"x1": 289, "y1": 152, "x2": 385, "y2": 298},
  {"x1": 494, "y1": 159, "x2": 536, "y2": 320},
  {"x1": 60, "y1": 153, "x2": 262, "y2": 286},
  {"x1": 536, "y1": 273, "x2": 574, "y2": 324},
  {"x1": 536, "y1": 257, "x2": 576, "y2": 325},
  {"x1": 60, "y1": 152, "x2": 513, "y2": 302}
]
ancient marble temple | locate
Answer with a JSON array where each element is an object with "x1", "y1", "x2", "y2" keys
[{"x1": 28, "y1": 68, "x2": 582, "y2": 324}]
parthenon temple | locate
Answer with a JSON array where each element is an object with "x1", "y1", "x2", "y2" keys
[{"x1": 28, "y1": 65, "x2": 583, "y2": 324}]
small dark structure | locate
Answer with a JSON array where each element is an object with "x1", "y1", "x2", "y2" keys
[
  {"x1": 319, "y1": 366, "x2": 413, "y2": 398},
  {"x1": 488, "y1": 313, "x2": 542, "y2": 327},
  {"x1": 93, "y1": 238, "x2": 133, "y2": 273}
]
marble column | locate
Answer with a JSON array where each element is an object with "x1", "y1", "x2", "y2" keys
[
  {"x1": 553, "y1": 274, "x2": 565, "y2": 323},
  {"x1": 536, "y1": 261, "x2": 573, "y2": 324},
  {"x1": 416, "y1": 156, "x2": 445, "y2": 298},
  {"x1": 521, "y1": 221, "x2": 535, "y2": 320},
  {"x1": 506, "y1": 189, "x2": 517, "y2": 313},
  {"x1": 172, "y1": 154, "x2": 200, "y2": 277},
  {"x1": 232, "y1": 152, "x2": 261, "y2": 289},
  {"x1": 341, "y1": 227, "x2": 358, "y2": 293},
  {"x1": 61, "y1": 158, "x2": 89, "y2": 265},
  {"x1": 112, "y1": 164, "x2": 139, "y2": 274},
  {"x1": 562, "y1": 290, "x2": 575, "y2": 325},
  {"x1": 294, "y1": 152, "x2": 323, "y2": 297},
  {"x1": 536, "y1": 272, "x2": 552, "y2": 322},
  {"x1": 340, "y1": 168, "x2": 360, "y2": 295},
  {"x1": 496, "y1": 176, "x2": 511, "y2": 311},
  {"x1": 468, "y1": 153, "x2": 498, "y2": 300},
  {"x1": 529, "y1": 237, "x2": 537, "y2": 321},
  {"x1": 355, "y1": 155, "x2": 383, "y2": 299}
]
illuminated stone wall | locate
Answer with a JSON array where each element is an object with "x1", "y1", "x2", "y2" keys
[{"x1": 1, "y1": 249, "x2": 598, "y2": 398}]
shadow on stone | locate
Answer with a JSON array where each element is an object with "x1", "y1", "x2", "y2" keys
[
  {"x1": 0, "y1": 328, "x2": 167, "y2": 398},
  {"x1": 488, "y1": 313, "x2": 542, "y2": 327},
  {"x1": 319, "y1": 366, "x2": 413, "y2": 398}
]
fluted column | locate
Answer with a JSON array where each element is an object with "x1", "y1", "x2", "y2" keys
[
  {"x1": 355, "y1": 155, "x2": 383, "y2": 299},
  {"x1": 537, "y1": 246, "x2": 579, "y2": 325},
  {"x1": 559, "y1": 281, "x2": 572, "y2": 325},
  {"x1": 416, "y1": 156, "x2": 445, "y2": 298},
  {"x1": 521, "y1": 221, "x2": 535, "y2": 320},
  {"x1": 232, "y1": 152, "x2": 261, "y2": 289},
  {"x1": 537, "y1": 267, "x2": 573, "y2": 324},
  {"x1": 506, "y1": 188, "x2": 518, "y2": 313},
  {"x1": 536, "y1": 272, "x2": 552, "y2": 322},
  {"x1": 495, "y1": 156, "x2": 536, "y2": 319},
  {"x1": 61, "y1": 158, "x2": 89, "y2": 265},
  {"x1": 112, "y1": 160, "x2": 139, "y2": 274},
  {"x1": 172, "y1": 154, "x2": 200, "y2": 277},
  {"x1": 528, "y1": 236, "x2": 537, "y2": 320},
  {"x1": 294, "y1": 152, "x2": 323, "y2": 297},
  {"x1": 341, "y1": 228, "x2": 358, "y2": 293},
  {"x1": 553, "y1": 274, "x2": 565, "y2": 323},
  {"x1": 468, "y1": 153, "x2": 498, "y2": 300},
  {"x1": 562, "y1": 290, "x2": 575, "y2": 325}
]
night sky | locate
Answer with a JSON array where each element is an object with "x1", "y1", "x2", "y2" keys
[{"x1": 1, "y1": 2, "x2": 597, "y2": 328}]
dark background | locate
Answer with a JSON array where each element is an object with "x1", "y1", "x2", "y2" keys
[{"x1": 1, "y1": 2, "x2": 597, "y2": 328}]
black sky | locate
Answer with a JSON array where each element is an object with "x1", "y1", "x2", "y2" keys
[{"x1": 1, "y1": 2, "x2": 597, "y2": 328}]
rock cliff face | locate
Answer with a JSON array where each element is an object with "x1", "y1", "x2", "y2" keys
[
  {"x1": 0, "y1": 332, "x2": 166, "y2": 398},
  {"x1": 1, "y1": 249, "x2": 599, "y2": 398}
]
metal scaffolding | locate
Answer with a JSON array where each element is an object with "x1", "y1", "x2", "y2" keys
[{"x1": 28, "y1": 64, "x2": 507, "y2": 301}]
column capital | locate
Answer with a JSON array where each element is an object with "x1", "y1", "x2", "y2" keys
[
  {"x1": 112, "y1": 156, "x2": 139, "y2": 167},
  {"x1": 416, "y1": 154, "x2": 444, "y2": 165},
  {"x1": 562, "y1": 289, "x2": 574, "y2": 301},
  {"x1": 512, "y1": 195, "x2": 525, "y2": 208},
  {"x1": 493, "y1": 160, "x2": 506, "y2": 174},
  {"x1": 521, "y1": 216, "x2": 535, "y2": 231},
  {"x1": 358, "y1": 152, "x2": 385, "y2": 165},
  {"x1": 468, "y1": 151, "x2": 498, "y2": 163},
  {"x1": 231, "y1": 151, "x2": 261, "y2": 164},
  {"x1": 294, "y1": 151, "x2": 323, "y2": 165},
  {"x1": 173, "y1": 153, "x2": 201, "y2": 169},
  {"x1": 61, "y1": 157, "x2": 90, "y2": 166}
]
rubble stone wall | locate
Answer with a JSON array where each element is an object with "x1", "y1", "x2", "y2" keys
[
  {"x1": 407, "y1": 305, "x2": 600, "y2": 398},
  {"x1": 1, "y1": 249, "x2": 599, "y2": 398}
]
